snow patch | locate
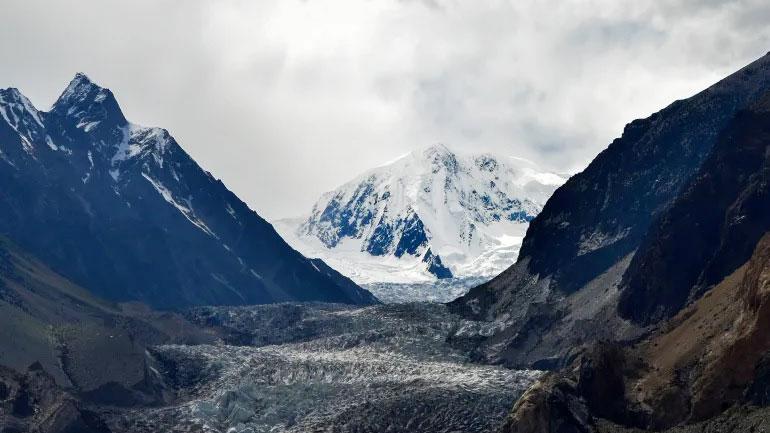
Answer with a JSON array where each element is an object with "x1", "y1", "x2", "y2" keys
[
  {"x1": 226, "y1": 203, "x2": 237, "y2": 220},
  {"x1": 142, "y1": 173, "x2": 217, "y2": 238},
  {"x1": 77, "y1": 120, "x2": 101, "y2": 132},
  {"x1": 110, "y1": 124, "x2": 173, "y2": 170}
]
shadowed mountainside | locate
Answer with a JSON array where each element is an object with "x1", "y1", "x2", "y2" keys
[
  {"x1": 0, "y1": 74, "x2": 377, "y2": 309},
  {"x1": 450, "y1": 52, "x2": 770, "y2": 369},
  {"x1": 484, "y1": 55, "x2": 770, "y2": 432}
]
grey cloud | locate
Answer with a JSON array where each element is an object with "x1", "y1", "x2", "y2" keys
[
  {"x1": 1, "y1": 0, "x2": 769, "y2": 218},
  {"x1": 568, "y1": 19, "x2": 667, "y2": 50}
]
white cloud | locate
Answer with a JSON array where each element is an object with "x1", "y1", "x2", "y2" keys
[{"x1": 1, "y1": 0, "x2": 769, "y2": 218}]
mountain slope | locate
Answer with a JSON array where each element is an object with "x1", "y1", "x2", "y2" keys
[
  {"x1": 503, "y1": 231, "x2": 770, "y2": 432},
  {"x1": 489, "y1": 58, "x2": 770, "y2": 433},
  {"x1": 277, "y1": 144, "x2": 565, "y2": 285},
  {"x1": 617, "y1": 91, "x2": 770, "y2": 325},
  {"x1": 0, "y1": 235, "x2": 214, "y2": 409},
  {"x1": 0, "y1": 74, "x2": 377, "y2": 308},
  {"x1": 450, "y1": 52, "x2": 770, "y2": 368}
]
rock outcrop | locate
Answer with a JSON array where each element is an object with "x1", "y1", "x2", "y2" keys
[
  {"x1": 502, "y1": 232, "x2": 770, "y2": 432},
  {"x1": 0, "y1": 363, "x2": 111, "y2": 433}
]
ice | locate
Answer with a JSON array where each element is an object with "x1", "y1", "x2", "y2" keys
[
  {"x1": 111, "y1": 303, "x2": 541, "y2": 433},
  {"x1": 363, "y1": 276, "x2": 489, "y2": 303}
]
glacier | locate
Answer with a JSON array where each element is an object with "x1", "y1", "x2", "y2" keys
[{"x1": 106, "y1": 303, "x2": 541, "y2": 433}]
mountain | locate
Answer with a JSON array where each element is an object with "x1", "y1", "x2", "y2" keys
[
  {"x1": 0, "y1": 74, "x2": 377, "y2": 308},
  {"x1": 449, "y1": 52, "x2": 770, "y2": 369},
  {"x1": 275, "y1": 144, "x2": 566, "y2": 287},
  {"x1": 440, "y1": 54, "x2": 770, "y2": 431}
]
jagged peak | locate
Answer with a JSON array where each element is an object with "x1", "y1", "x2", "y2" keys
[
  {"x1": 71, "y1": 72, "x2": 93, "y2": 85},
  {"x1": 0, "y1": 87, "x2": 40, "y2": 113},
  {"x1": 0, "y1": 87, "x2": 44, "y2": 130},
  {"x1": 51, "y1": 73, "x2": 126, "y2": 127},
  {"x1": 55, "y1": 73, "x2": 101, "y2": 106},
  {"x1": 0, "y1": 87, "x2": 25, "y2": 101}
]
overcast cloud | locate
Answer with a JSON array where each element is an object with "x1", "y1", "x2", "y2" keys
[{"x1": 1, "y1": 0, "x2": 769, "y2": 218}]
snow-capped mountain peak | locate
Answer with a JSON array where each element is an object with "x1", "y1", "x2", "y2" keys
[
  {"x1": 52, "y1": 72, "x2": 127, "y2": 128},
  {"x1": 37, "y1": 74, "x2": 176, "y2": 183},
  {"x1": 0, "y1": 87, "x2": 46, "y2": 148},
  {"x1": 275, "y1": 144, "x2": 568, "y2": 287}
]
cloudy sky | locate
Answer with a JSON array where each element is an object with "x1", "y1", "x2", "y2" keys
[{"x1": 1, "y1": 0, "x2": 769, "y2": 219}]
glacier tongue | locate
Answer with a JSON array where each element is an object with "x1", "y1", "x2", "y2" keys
[
  {"x1": 108, "y1": 303, "x2": 541, "y2": 433},
  {"x1": 275, "y1": 144, "x2": 567, "y2": 297}
]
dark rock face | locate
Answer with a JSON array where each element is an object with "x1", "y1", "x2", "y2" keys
[
  {"x1": 747, "y1": 354, "x2": 770, "y2": 407},
  {"x1": 318, "y1": 196, "x2": 454, "y2": 279},
  {"x1": 366, "y1": 214, "x2": 397, "y2": 256},
  {"x1": 0, "y1": 363, "x2": 111, "y2": 433},
  {"x1": 451, "y1": 52, "x2": 770, "y2": 368},
  {"x1": 0, "y1": 74, "x2": 376, "y2": 308},
  {"x1": 518, "y1": 55, "x2": 770, "y2": 294},
  {"x1": 423, "y1": 248, "x2": 453, "y2": 279},
  {"x1": 360, "y1": 208, "x2": 453, "y2": 278},
  {"x1": 619, "y1": 92, "x2": 770, "y2": 324},
  {"x1": 314, "y1": 179, "x2": 379, "y2": 249},
  {"x1": 501, "y1": 344, "x2": 643, "y2": 433},
  {"x1": 393, "y1": 212, "x2": 429, "y2": 258},
  {"x1": 499, "y1": 371, "x2": 595, "y2": 433}
]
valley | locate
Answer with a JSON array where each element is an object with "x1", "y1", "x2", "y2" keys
[
  {"x1": 0, "y1": 72, "x2": 546, "y2": 433},
  {"x1": 2, "y1": 27, "x2": 770, "y2": 433},
  {"x1": 0, "y1": 225, "x2": 537, "y2": 433}
]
